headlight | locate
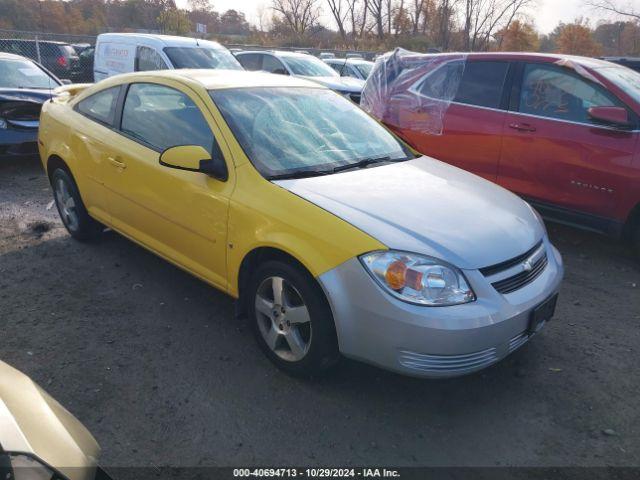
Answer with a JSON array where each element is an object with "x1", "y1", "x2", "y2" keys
[
  {"x1": 0, "y1": 118, "x2": 7, "y2": 129},
  {"x1": 360, "y1": 251, "x2": 475, "y2": 306}
]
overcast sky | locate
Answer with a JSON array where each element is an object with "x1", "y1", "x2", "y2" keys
[{"x1": 176, "y1": 0, "x2": 608, "y2": 35}]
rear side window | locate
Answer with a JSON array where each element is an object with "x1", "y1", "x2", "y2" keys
[
  {"x1": 519, "y1": 63, "x2": 623, "y2": 125},
  {"x1": 237, "y1": 53, "x2": 262, "y2": 71},
  {"x1": 76, "y1": 86, "x2": 120, "y2": 125},
  {"x1": 414, "y1": 61, "x2": 464, "y2": 101},
  {"x1": 454, "y1": 61, "x2": 509, "y2": 109},
  {"x1": 136, "y1": 46, "x2": 167, "y2": 72},
  {"x1": 120, "y1": 83, "x2": 213, "y2": 153}
]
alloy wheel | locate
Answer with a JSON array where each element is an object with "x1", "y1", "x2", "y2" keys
[
  {"x1": 54, "y1": 176, "x2": 79, "y2": 232},
  {"x1": 255, "y1": 276, "x2": 312, "y2": 362}
]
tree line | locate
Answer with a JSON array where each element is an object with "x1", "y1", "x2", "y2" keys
[{"x1": 0, "y1": 0, "x2": 639, "y2": 56}]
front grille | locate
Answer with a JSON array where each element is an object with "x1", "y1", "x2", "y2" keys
[
  {"x1": 491, "y1": 253, "x2": 548, "y2": 294},
  {"x1": 398, "y1": 346, "x2": 499, "y2": 374},
  {"x1": 480, "y1": 241, "x2": 543, "y2": 276}
]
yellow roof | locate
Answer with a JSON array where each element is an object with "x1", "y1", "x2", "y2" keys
[{"x1": 111, "y1": 69, "x2": 328, "y2": 90}]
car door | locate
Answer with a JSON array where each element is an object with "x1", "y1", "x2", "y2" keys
[
  {"x1": 400, "y1": 59, "x2": 512, "y2": 182},
  {"x1": 102, "y1": 80, "x2": 233, "y2": 290},
  {"x1": 498, "y1": 61, "x2": 639, "y2": 227},
  {"x1": 69, "y1": 85, "x2": 124, "y2": 224}
]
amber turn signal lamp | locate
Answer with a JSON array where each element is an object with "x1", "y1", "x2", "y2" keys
[{"x1": 385, "y1": 260, "x2": 407, "y2": 290}]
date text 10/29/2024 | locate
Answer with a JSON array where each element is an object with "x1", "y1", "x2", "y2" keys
[{"x1": 233, "y1": 469, "x2": 401, "y2": 478}]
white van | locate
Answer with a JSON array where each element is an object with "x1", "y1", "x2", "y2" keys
[{"x1": 93, "y1": 33, "x2": 242, "y2": 81}]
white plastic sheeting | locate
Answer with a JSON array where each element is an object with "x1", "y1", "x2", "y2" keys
[{"x1": 361, "y1": 48, "x2": 467, "y2": 136}]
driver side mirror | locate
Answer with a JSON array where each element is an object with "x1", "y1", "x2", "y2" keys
[
  {"x1": 159, "y1": 145, "x2": 228, "y2": 181},
  {"x1": 588, "y1": 106, "x2": 631, "y2": 129}
]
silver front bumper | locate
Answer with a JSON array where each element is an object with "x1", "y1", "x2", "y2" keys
[{"x1": 317, "y1": 237, "x2": 564, "y2": 378}]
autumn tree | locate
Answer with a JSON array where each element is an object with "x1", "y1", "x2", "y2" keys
[
  {"x1": 556, "y1": 19, "x2": 602, "y2": 56},
  {"x1": 157, "y1": 8, "x2": 191, "y2": 34},
  {"x1": 496, "y1": 19, "x2": 539, "y2": 50}
]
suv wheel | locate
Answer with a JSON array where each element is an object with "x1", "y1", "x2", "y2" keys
[{"x1": 247, "y1": 260, "x2": 340, "y2": 376}]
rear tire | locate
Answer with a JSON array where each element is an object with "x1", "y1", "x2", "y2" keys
[
  {"x1": 51, "y1": 168, "x2": 102, "y2": 242},
  {"x1": 247, "y1": 259, "x2": 340, "y2": 377}
]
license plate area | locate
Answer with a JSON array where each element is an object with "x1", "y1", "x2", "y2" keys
[{"x1": 528, "y1": 293, "x2": 558, "y2": 334}]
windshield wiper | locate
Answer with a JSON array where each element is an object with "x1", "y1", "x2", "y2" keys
[
  {"x1": 331, "y1": 155, "x2": 393, "y2": 173},
  {"x1": 268, "y1": 169, "x2": 332, "y2": 180}
]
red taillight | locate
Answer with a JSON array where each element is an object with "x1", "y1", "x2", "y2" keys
[{"x1": 56, "y1": 56, "x2": 67, "y2": 68}]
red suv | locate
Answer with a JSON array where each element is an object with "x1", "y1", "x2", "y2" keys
[{"x1": 362, "y1": 51, "x2": 640, "y2": 255}]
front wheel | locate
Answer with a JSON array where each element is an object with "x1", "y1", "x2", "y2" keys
[
  {"x1": 247, "y1": 260, "x2": 340, "y2": 377},
  {"x1": 51, "y1": 168, "x2": 102, "y2": 241}
]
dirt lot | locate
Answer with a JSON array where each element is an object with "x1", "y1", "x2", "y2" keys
[{"x1": 1, "y1": 156, "x2": 639, "y2": 469}]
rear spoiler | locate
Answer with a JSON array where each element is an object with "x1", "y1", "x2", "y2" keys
[{"x1": 53, "y1": 83, "x2": 93, "y2": 99}]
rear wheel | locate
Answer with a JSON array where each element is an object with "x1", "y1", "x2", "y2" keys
[
  {"x1": 247, "y1": 260, "x2": 340, "y2": 377},
  {"x1": 51, "y1": 168, "x2": 102, "y2": 241}
]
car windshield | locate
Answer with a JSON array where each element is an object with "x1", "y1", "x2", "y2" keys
[
  {"x1": 210, "y1": 87, "x2": 414, "y2": 179},
  {"x1": 596, "y1": 65, "x2": 640, "y2": 104},
  {"x1": 280, "y1": 55, "x2": 338, "y2": 77},
  {"x1": 163, "y1": 47, "x2": 242, "y2": 70},
  {"x1": 353, "y1": 62, "x2": 373, "y2": 78},
  {"x1": 0, "y1": 59, "x2": 58, "y2": 89}
]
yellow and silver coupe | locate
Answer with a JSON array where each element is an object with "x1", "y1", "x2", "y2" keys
[{"x1": 39, "y1": 70, "x2": 562, "y2": 378}]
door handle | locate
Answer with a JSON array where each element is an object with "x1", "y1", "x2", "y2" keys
[
  {"x1": 108, "y1": 156, "x2": 126, "y2": 169},
  {"x1": 508, "y1": 123, "x2": 536, "y2": 132}
]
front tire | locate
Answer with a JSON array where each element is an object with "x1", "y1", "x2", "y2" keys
[
  {"x1": 51, "y1": 168, "x2": 102, "y2": 242},
  {"x1": 247, "y1": 260, "x2": 340, "y2": 377}
]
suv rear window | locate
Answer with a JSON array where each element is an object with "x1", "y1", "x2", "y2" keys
[{"x1": 454, "y1": 61, "x2": 509, "y2": 109}]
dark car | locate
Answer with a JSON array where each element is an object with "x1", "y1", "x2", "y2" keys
[
  {"x1": 601, "y1": 56, "x2": 640, "y2": 73},
  {"x1": 0, "y1": 39, "x2": 78, "y2": 80},
  {"x1": 0, "y1": 53, "x2": 60, "y2": 159},
  {"x1": 71, "y1": 45, "x2": 94, "y2": 83}
]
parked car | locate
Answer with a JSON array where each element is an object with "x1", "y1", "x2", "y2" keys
[
  {"x1": 235, "y1": 50, "x2": 365, "y2": 103},
  {"x1": 362, "y1": 50, "x2": 640, "y2": 257},
  {"x1": 71, "y1": 45, "x2": 95, "y2": 83},
  {"x1": 0, "y1": 39, "x2": 78, "y2": 80},
  {"x1": 93, "y1": 33, "x2": 242, "y2": 81},
  {"x1": 0, "y1": 360, "x2": 112, "y2": 479},
  {"x1": 319, "y1": 52, "x2": 336, "y2": 59},
  {"x1": 601, "y1": 56, "x2": 640, "y2": 73},
  {"x1": 0, "y1": 52, "x2": 61, "y2": 159},
  {"x1": 38, "y1": 69, "x2": 563, "y2": 378},
  {"x1": 324, "y1": 57, "x2": 374, "y2": 80}
]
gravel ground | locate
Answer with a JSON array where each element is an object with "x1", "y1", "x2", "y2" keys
[{"x1": 1, "y1": 156, "x2": 639, "y2": 469}]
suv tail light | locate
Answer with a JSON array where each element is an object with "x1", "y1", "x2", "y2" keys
[{"x1": 56, "y1": 56, "x2": 67, "y2": 68}]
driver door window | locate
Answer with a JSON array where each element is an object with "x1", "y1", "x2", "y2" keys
[
  {"x1": 262, "y1": 55, "x2": 287, "y2": 75},
  {"x1": 136, "y1": 46, "x2": 168, "y2": 72},
  {"x1": 120, "y1": 83, "x2": 213, "y2": 153},
  {"x1": 519, "y1": 63, "x2": 622, "y2": 125}
]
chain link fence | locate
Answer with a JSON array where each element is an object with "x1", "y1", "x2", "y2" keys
[
  {"x1": 0, "y1": 29, "x2": 97, "y2": 82},
  {"x1": 0, "y1": 28, "x2": 377, "y2": 84}
]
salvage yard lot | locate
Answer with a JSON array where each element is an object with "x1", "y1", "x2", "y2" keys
[{"x1": 1, "y1": 156, "x2": 639, "y2": 468}]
